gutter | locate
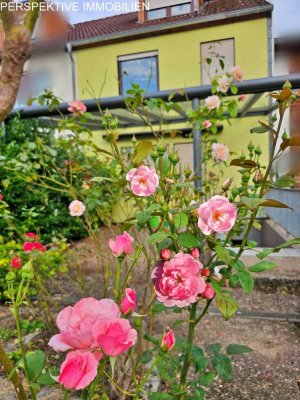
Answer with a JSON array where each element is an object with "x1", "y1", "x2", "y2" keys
[
  {"x1": 65, "y1": 43, "x2": 77, "y2": 100},
  {"x1": 69, "y1": 4, "x2": 273, "y2": 48}
]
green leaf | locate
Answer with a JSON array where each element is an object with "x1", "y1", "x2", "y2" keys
[
  {"x1": 256, "y1": 248, "x2": 273, "y2": 260},
  {"x1": 229, "y1": 260, "x2": 244, "y2": 272},
  {"x1": 157, "y1": 354, "x2": 179, "y2": 384},
  {"x1": 238, "y1": 270, "x2": 254, "y2": 293},
  {"x1": 206, "y1": 343, "x2": 222, "y2": 354},
  {"x1": 248, "y1": 260, "x2": 276, "y2": 273},
  {"x1": 136, "y1": 210, "x2": 152, "y2": 226},
  {"x1": 250, "y1": 126, "x2": 270, "y2": 134},
  {"x1": 147, "y1": 231, "x2": 168, "y2": 245},
  {"x1": 215, "y1": 293, "x2": 238, "y2": 320},
  {"x1": 25, "y1": 350, "x2": 46, "y2": 382},
  {"x1": 215, "y1": 244, "x2": 232, "y2": 265},
  {"x1": 138, "y1": 350, "x2": 153, "y2": 364},
  {"x1": 240, "y1": 196, "x2": 265, "y2": 210},
  {"x1": 226, "y1": 344, "x2": 253, "y2": 355},
  {"x1": 151, "y1": 303, "x2": 168, "y2": 315},
  {"x1": 36, "y1": 371, "x2": 57, "y2": 385},
  {"x1": 231, "y1": 85, "x2": 238, "y2": 95},
  {"x1": 275, "y1": 238, "x2": 300, "y2": 251},
  {"x1": 174, "y1": 213, "x2": 188, "y2": 231},
  {"x1": 157, "y1": 238, "x2": 173, "y2": 251},
  {"x1": 175, "y1": 338, "x2": 188, "y2": 352},
  {"x1": 132, "y1": 140, "x2": 153, "y2": 163},
  {"x1": 194, "y1": 356, "x2": 209, "y2": 373},
  {"x1": 199, "y1": 371, "x2": 216, "y2": 386},
  {"x1": 262, "y1": 199, "x2": 292, "y2": 210},
  {"x1": 177, "y1": 233, "x2": 200, "y2": 248},
  {"x1": 230, "y1": 159, "x2": 257, "y2": 169},
  {"x1": 89, "y1": 176, "x2": 115, "y2": 183},
  {"x1": 212, "y1": 354, "x2": 233, "y2": 381},
  {"x1": 273, "y1": 175, "x2": 295, "y2": 188}
]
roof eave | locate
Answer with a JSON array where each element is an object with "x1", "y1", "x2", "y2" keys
[{"x1": 69, "y1": 4, "x2": 273, "y2": 48}]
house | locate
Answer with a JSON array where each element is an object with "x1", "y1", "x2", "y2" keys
[
  {"x1": 0, "y1": 4, "x2": 74, "y2": 108},
  {"x1": 65, "y1": 0, "x2": 273, "y2": 176}
]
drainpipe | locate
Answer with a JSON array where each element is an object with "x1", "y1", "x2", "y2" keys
[{"x1": 66, "y1": 42, "x2": 76, "y2": 100}]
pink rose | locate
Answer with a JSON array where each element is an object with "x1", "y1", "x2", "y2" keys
[
  {"x1": 59, "y1": 350, "x2": 98, "y2": 390},
  {"x1": 126, "y1": 166, "x2": 159, "y2": 197},
  {"x1": 239, "y1": 94, "x2": 247, "y2": 102},
  {"x1": 198, "y1": 195, "x2": 237, "y2": 235},
  {"x1": 0, "y1": 194, "x2": 2, "y2": 201},
  {"x1": 203, "y1": 120, "x2": 212, "y2": 129},
  {"x1": 68, "y1": 101, "x2": 87, "y2": 116},
  {"x1": 151, "y1": 253, "x2": 206, "y2": 308},
  {"x1": 11, "y1": 257, "x2": 23, "y2": 269},
  {"x1": 190, "y1": 248, "x2": 200, "y2": 260},
  {"x1": 23, "y1": 242, "x2": 46, "y2": 252},
  {"x1": 49, "y1": 298, "x2": 120, "y2": 352},
  {"x1": 92, "y1": 317, "x2": 137, "y2": 357},
  {"x1": 212, "y1": 143, "x2": 229, "y2": 162},
  {"x1": 109, "y1": 231, "x2": 134, "y2": 257},
  {"x1": 69, "y1": 200, "x2": 86, "y2": 217},
  {"x1": 160, "y1": 248, "x2": 171, "y2": 260},
  {"x1": 201, "y1": 283, "x2": 215, "y2": 300},
  {"x1": 121, "y1": 288, "x2": 137, "y2": 315},
  {"x1": 25, "y1": 232, "x2": 38, "y2": 239},
  {"x1": 161, "y1": 329, "x2": 175, "y2": 352},
  {"x1": 205, "y1": 95, "x2": 221, "y2": 111},
  {"x1": 217, "y1": 75, "x2": 231, "y2": 94},
  {"x1": 231, "y1": 66, "x2": 244, "y2": 82}
]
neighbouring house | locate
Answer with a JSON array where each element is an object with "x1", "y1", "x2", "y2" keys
[
  {"x1": 65, "y1": 0, "x2": 273, "y2": 175},
  {"x1": 0, "y1": 5, "x2": 74, "y2": 108},
  {"x1": 274, "y1": 36, "x2": 300, "y2": 187}
]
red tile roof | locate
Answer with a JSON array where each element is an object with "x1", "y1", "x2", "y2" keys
[{"x1": 66, "y1": 0, "x2": 272, "y2": 44}]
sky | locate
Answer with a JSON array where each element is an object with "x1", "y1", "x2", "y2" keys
[{"x1": 61, "y1": 0, "x2": 300, "y2": 39}]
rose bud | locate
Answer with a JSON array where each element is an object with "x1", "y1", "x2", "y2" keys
[
  {"x1": 160, "y1": 248, "x2": 171, "y2": 260},
  {"x1": 11, "y1": 257, "x2": 23, "y2": 269},
  {"x1": 161, "y1": 329, "x2": 175, "y2": 352},
  {"x1": 201, "y1": 268, "x2": 210, "y2": 277},
  {"x1": 190, "y1": 248, "x2": 200, "y2": 260},
  {"x1": 121, "y1": 288, "x2": 137, "y2": 315},
  {"x1": 201, "y1": 283, "x2": 215, "y2": 300},
  {"x1": 221, "y1": 178, "x2": 233, "y2": 192}
]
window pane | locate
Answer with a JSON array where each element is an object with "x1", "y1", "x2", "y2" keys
[
  {"x1": 120, "y1": 57, "x2": 158, "y2": 94},
  {"x1": 201, "y1": 39, "x2": 235, "y2": 85},
  {"x1": 171, "y1": 3, "x2": 191, "y2": 16},
  {"x1": 148, "y1": 8, "x2": 166, "y2": 20}
]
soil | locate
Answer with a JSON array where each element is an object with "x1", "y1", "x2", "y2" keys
[{"x1": 0, "y1": 228, "x2": 299, "y2": 399}]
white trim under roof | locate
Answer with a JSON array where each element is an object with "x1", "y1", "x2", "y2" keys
[{"x1": 118, "y1": 51, "x2": 158, "y2": 61}]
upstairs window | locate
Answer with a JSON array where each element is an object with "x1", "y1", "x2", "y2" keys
[
  {"x1": 147, "y1": 7, "x2": 167, "y2": 20},
  {"x1": 118, "y1": 51, "x2": 159, "y2": 95},
  {"x1": 171, "y1": 3, "x2": 191, "y2": 16},
  {"x1": 200, "y1": 38, "x2": 235, "y2": 85}
]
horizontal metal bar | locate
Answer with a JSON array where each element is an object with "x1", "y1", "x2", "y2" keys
[{"x1": 8, "y1": 74, "x2": 300, "y2": 120}]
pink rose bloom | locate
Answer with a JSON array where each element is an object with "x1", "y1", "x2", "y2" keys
[
  {"x1": 121, "y1": 288, "x2": 137, "y2": 315},
  {"x1": 25, "y1": 232, "x2": 38, "y2": 239},
  {"x1": 231, "y1": 66, "x2": 244, "y2": 82},
  {"x1": 11, "y1": 257, "x2": 23, "y2": 269},
  {"x1": 239, "y1": 94, "x2": 247, "y2": 102},
  {"x1": 201, "y1": 283, "x2": 215, "y2": 300},
  {"x1": 23, "y1": 242, "x2": 46, "y2": 252},
  {"x1": 59, "y1": 350, "x2": 98, "y2": 390},
  {"x1": 126, "y1": 166, "x2": 159, "y2": 197},
  {"x1": 151, "y1": 253, "x2": 206, "y2": 308},
  {"x1": 212, "y1": 143, "x2": 229, "y2": 162},
  {"x1": 109, "y1": 231, "x2": 134, "y2": 257},
  {"x1": 49, "y1": 298, "x2": 120, "y2": 352},
  {"x1": 161, "y1": 329, "x2": 175, "y2": 352},
  {"x1": 190, "y1": 248, "x2": 200, "y2": 260},
  {"x1": 69, "y1": 200, "x2": 86, "y2": 217},
  {"x1": 198, "y1": 195, "x2": 237, "y2": 235},
  {"x1": 160, "y1": 248, "x2": 171, "y2": 260},
  {"x1": 203, "y1": 120, "x2": 212, "y2": 129},
  {"x1": 205, "y1": 95, "x2": 221, "y2": 111},
  {"x1": 217, "y1": 75, "x2": 231, "y2": 93},
  {"x1": 92, "y1": 317, "x2": 137, "y2": 357},
  {"x1": 68, "y1": 101, "x2": 87, "y2": 116}
]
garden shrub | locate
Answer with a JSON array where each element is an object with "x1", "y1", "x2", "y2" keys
[{"x1": 0, "y1": 117, "x2": 118, "y2": 242}]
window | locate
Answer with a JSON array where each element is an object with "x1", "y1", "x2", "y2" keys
[
  {"x1": 147, "y1": 8, "x2": 167, "y2": 20},
  {"x1": 118, "y1": 52, "x2": 159, "y2": 95},
  {"x1": 171, "y1": 3, "x2": 191, "y2": 16},
  {"x1": 200, "y1": 39, "x2": 235, "y2": 85}
]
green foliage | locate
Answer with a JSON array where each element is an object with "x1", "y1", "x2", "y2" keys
[
  {"x1": 226, "y1": 344, "x2": 253, "y2": 355},
  {"x1": 0, "y1": 117, "x2": 118, "y2": 242},
  {"x1": 215, "y1": 293, "x2": 239, "y2": 320}
]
